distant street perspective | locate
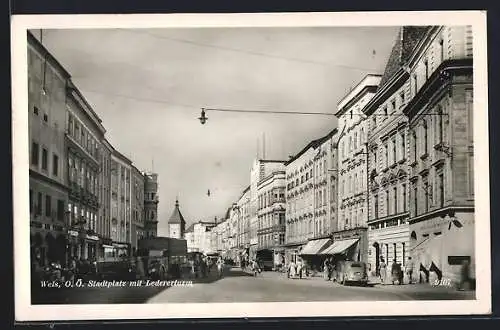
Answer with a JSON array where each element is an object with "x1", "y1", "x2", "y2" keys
[{"x1": 28, "y1": 24, "x2": 476, "y2": 305}]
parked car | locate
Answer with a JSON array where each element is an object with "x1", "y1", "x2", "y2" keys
[{"x1": 339, "y1": 261, "x2": 368, "y2": 286}]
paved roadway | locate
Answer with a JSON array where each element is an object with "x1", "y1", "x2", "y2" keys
[{"x1": 32, "y1": 267, "x2": 475, "y2": 304}]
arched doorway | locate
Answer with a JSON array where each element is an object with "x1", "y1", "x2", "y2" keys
[{"x1": 373, "y1": 242, "x2": 380, "y2": 276}]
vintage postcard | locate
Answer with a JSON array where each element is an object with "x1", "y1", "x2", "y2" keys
[{"x1": 11, "y1": 11, "x2": 490, "y2": 321}]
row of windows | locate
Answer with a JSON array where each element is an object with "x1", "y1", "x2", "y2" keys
[
  {"x1": 287, "y1": 159, "x2": 329, "y2": 189},
  {"x1": 411, "y1": 173, "x2": 446, "y2": 217},
  {"x1": 29, "y1": 190, "x2": 65, "y2": 221},
  {"x1": 372, "y1": 183, "x2": 408, "y2": 220},
  {"x1": 258, "y1": 189, "x2": 285, "y2": 210},
  {"x1": 67, "y1": 113, "x2": 100, "y2": 160},
  {"x1": 340, "y1": 170, "x2": 365, "y2": 196},
  {"x1": 341, "y1": 126, "x2": 366, "y2": 159},
  {"x1": 340, "y1": 206, "x2": 365, "y2": 230},
  {"x1": 68, "y1": 154, "x2": 99, "y2": 197},
  {"x1": 258, "y1": 233, "x2": 285, "y2": 247},
  {"x1": 31, "y1": 142, "x2": 60, "y2": 177},
  {"x1": 67, "y1": 202, "x2": 97, "y2": 232},
  {"x1": 286, "y1": 218, "x2": 329, "y2": 242},
  {"x1": 372, "y1": 91, "x2": 406, "y2": 128}
]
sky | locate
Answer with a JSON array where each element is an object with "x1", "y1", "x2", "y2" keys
[{"x1": 34, "y1": 26, "x2": 399, "y2": 236}]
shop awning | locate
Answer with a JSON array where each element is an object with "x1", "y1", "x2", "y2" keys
[
  {"x1": 299, "y1": 238, "x2": 331, "y2": 255},
  {"x1": 321, "y1": 238, "x2": 359, "y2": 255}
]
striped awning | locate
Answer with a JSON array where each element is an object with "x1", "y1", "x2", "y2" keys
[
  {"x1": 299, "y1": 238, "x2": 331, "y2": 255},
  {"x1": 321, "y1": 238, "x2": 359, "y2": 255}
]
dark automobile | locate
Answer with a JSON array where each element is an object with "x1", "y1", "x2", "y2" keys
[{"x1": 339, "y1": 261, "x2": 368, "y2": 286}]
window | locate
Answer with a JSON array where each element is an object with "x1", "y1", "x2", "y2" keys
[
  {"x1": 360, "y1": 128, "x2": 365, "y2": 144},
  {"x1": 423, "y1": 120, "x2": 428, "y2": 155},
  {"x1": 400, "y1": 92, "x2": 405, "y2": 106},
  {"x1": 31, "y1": 142, "x2": 39, "y2": 166},
  {"x1": 394, "y1": 186, "x2": 398, "y2": 214},
  {"x1": 374, "y1": 194, "x2": 379, "y2": 219},
  {"x1": 354, "y1": 132, "x2": 358, "y2": 149},
  {"x1": 57, "y1": 200, "x2": 64, "y2": 221},
  {"x1": 372, "y1": 116, "x2": 377, "y2": 129},
  {"x1": 37, "y1": 192, "x2": 42, "y2": 215},
  {"x1": 424, "y1": 60, "x2": 429, "y2": 79},
  {"x1": 413, "y1": 75, "x2": 418, "y2": 95},
  {"x1": 400, "y1": 133, "x2": 405, "y2": 160},
  {"x1": 437, "y1": 106, "x2": 443, "y2": 144},
  {"x1": 354, "y1": 174, "x2": 358, "y2": 194},
  {"x1": 383, "y1": 107, "x2": 388, "y2": 118},
  {"x1": 349, "y1": 136, "x2": 352, "y2": 152},
  {"x1": 386, "y1": 190, "x2": 390, "y2": 216},
  {"x1": 392, "y1": 138, "x2": 396, "y2": 164},
  {"x1": 402, "y1": 183, "x2": 407, "y2": 211},
  {"x1": 413, "y1": 185, "x2": 418, "y2": 216},
  {"x1": 42, "y1": 148, "x2": 48, "y2": 170},
  {"x1": 43, "y1": 113, "x2": 48, "y2": 122},
  {"x1": 423, "y1": 179, "x2": 429, "y2": 212},
  {"x1": 52, "y1": 154, "x2": 59, "y2": 176},
  {"x1": 466, "y1": 90, "x2": 473, "y2": 143},
  {"x1": 438, "y1": 173, "x2": 444, "y2": 207},
  {"x1": 412, "y1": 130, "x2": 417, "y2": 162},
  {"x1": 33, "y1": 106, "x2": 39, "y2": 115},
  {"x1": 391, "y1": 99, "x2": 396, "y2": 112},
  {"x1": 29, "y1": 189, "x2": 33, "y2": 214},
  {"x1": 74, "y1": 122, "x2": 80, "y2": 142},
  {"x1": 45, "y1": 195, "x2": 51, "y2": 217},
  {"x1": 384, "y1": 144, "x2": 389, "y2": 168}
]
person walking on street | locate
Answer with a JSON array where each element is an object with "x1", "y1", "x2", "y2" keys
[
  {"x1": 391, "y1": 259, "x2": 399, "y2": 285},
  {"x1": 216, "y1": 256, "x2": 225, "y2": 279},
  {"x1": 405, "y1": 257, "x2": 414, "y2": 284},
  {"x1": 379, "y1": 257, "x2": 387, "y2": 285},
  {"x1": 296, "y1": 259, "x2": 303, "y2": 279},
  {"x1": 323, "y1": 258, "x2": 330, "y2": 281}
]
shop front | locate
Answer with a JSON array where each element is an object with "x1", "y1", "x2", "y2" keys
[
  {"x1": 409, "y1": 210, "x2": 475, "y2": 286},
  {"x1": 283, "y1": 241, "x2": 306, "y2": 265},
  {"x1": 299, "y1": 237, "x2": 332, "y2": 273},
  {"x1": 321, "y1": 227, "x2": 368, "y2": 265}
]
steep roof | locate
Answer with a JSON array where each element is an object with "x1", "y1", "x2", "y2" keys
[
  {"x1": 379, "y1": 26, "x2": 431, "y2": 88},
  {"x1": 285, "y1": 128, "x2": 338, "y2": 165},
  {"x1": 168, "y1": 199, "x2": 186, "y2": 225}
]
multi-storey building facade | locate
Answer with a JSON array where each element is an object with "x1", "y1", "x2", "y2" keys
[
  {"x1": 236, "y1": 186, "x2": 250, "y2": 252},
  {"x1": 284, "y1": 142, "x2": 318, "y2": 263},
  {"x1": 131, "y1": 165, "x2": 145, "y2": 251},
  {"x1": 185, "y1": 224, "x2": 196, "y2": 252},
  {"x1": 363, "y1": 27, "x2": 428, "y2": 276},
  {"x1": 257, "y1": 168, "x2": 286, "y2": 264},
  {"x1": 99, "y1": 139, "x2": 113, "y2": 258},
  {"x1": 403, "y1": 26, "x2": 474, "y2": 284},
  {"x1": 144, "y1": 173, "x2": 159, "y2": 238},
  {"x1": 110, "y1": 151, "x2": 132, "y2": 245},
  {"x1": 249, "y1": 159, "x2": 286, "y2": 259},
  {"x1": 66, "y1": 81, "x2": 104, "y2": 261},
  {"x1": 333, "y1": 74, "x2": 381, "y2": 263},
  {"x1": 28, "y1": 32, "x2": 70, "y2": 266}
]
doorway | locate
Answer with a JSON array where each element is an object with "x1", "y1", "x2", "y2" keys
[{"x1": 373, "y1": 242, "x2": 380, "y2": 276}]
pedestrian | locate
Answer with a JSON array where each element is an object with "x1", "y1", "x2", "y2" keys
[
  {"x1": 217, "y1": 256, "x2": 224, "y2": 278},
  {"x1": 323, "y1": 258, "x2": 330, "y2": 281},
  {"x1": 288, "y1": 260, "x2": 295, "y2": 278},
  {"x1": 135, "y1": 255, "x2": 145, "y2": 280},
  {"x1": 296, "y1": 259, "x2": 303, "y2": 279},
  {"x1": 391, "y1": 259, "x2": 399, "y2": 285},
  {"x1": 379, "y1": 257, "x2": 387, "y2": 285},
  {"x1": 405, "y1": 257, "x2": 414, "y2": 284}
]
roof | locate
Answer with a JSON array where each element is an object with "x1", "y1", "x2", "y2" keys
[
  {"x1": 379, "y1": 26, "x2": 431, "y2": 88},
  {"x1": 185, "y1": 223, "x2": 195, "y2": 233},
  {"x1": 168, "y1": 199, "x2": 186, "y2": 225},
  {"x1": 285, "y1": 128, "x2": 337, "y2": 165}
]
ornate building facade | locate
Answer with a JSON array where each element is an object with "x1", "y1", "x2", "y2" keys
[
  {"x1": 28, "y1": 32, "x2": 70, "y2": 266},
  {"x1": 334, "y1": 74, "x2": 381, "y2": 263},
  {"x1": 403, "y1": 26, "x2": 474, "y2": 284},
  {"x1": 364, "y1": 27, "x2": 429, "y2": 276}
]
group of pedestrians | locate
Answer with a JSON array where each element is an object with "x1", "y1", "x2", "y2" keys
[
  {"x1": 286, "y1": 259, "x2": 305, "y2": 279},
  {"x1": 378, "y1": 257, "x2": 413, "y2": 285}
]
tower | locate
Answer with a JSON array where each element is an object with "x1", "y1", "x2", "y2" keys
[
  {"x1": 168, "y1": 198, "x2": 186, "y2": 239},
  {"x1": 143, "y1": 173, "x2": 159, "y2": 238}
]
